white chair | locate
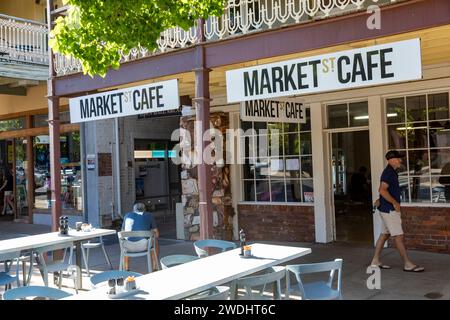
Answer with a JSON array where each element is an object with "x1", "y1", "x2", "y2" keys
[
  {"x1": 3, "y1": 285, "x2": 72, "y2": 300},
  {"x1": 0, "y1": 251, "x2": 20, "y2": 291},
  {"x1": 230, "y1": 266, "x2": 286, "y2": 300},
  {"x1": 185, "y1": 286, "x2": 230, "y2": 300},
  {"x1": 285, "y1": 258, "x2": 343, "y2": 300},
  {"x1": 27, "y1": 242, "x2": 80, "y2": 293},
  {"x1": 118, "y1": 230, "x2": 159, "y2": 274},
  {"x1": 160, "y1": 254, "x2": 199, "y2": 269},
  {"x1": 80, "y1": 236, "x2": 113, "y2": 277},
  {"x1": 193, "y1": 239, "x2": 237, "y2": 258}
]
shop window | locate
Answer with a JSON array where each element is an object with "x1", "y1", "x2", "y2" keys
[
  {"x1": 241, "y1": 108, "x2": 313, "y2": 203},
  {"x1": 0, "y1": 118, "x2": 25, "y2": 131},
  {"x1": 33, "y1": 131, "x2": 82, "y2": 212},
  {"x1": 327, "y1": 101, "x2": 369, "y2": 128},
  {"x1": 385, "y1": 91, "x2": 450, "y2": 203}
]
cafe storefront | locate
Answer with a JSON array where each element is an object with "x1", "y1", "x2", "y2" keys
[{"x1": 220, "y1": 37, "x2": 450, "y2": 253}]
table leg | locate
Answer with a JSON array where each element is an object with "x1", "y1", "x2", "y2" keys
[{"x1": 75, "y1": 242, "x2": 82, "y2": 289}]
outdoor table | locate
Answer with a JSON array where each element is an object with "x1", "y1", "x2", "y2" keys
[
  {"x1": 63, "y1": 242, "x2": 311, "y2": 300},
  {"x1": 0, "y1": 228, "x2": 117, "y2": 288}
]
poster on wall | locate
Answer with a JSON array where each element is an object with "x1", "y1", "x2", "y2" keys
[
  {"x1": 86, "y1": 154, "x2": 96, "y2": 170},
  {"x1": 304, "y1": 192, "x2": 314, "y2": 202},
  {"x1": 226, "y1": 38, "x2": 422, "y2": 103}
]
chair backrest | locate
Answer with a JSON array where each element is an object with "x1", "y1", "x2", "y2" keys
[
  {"x1": 286, "y1": 258, "x2": 343, "y2": 300},
  {"x1": 194, "y1": 239, "x2": 237, "y2": 257},
  {"x1": 186, "y1": 286, "x2": 230, "y2": 300},
  {"x1": 90, "y1": 270, "x2": 143, "y2": 287},
  {"x1": 3, "y1": 285, "x2": 72, "y2": 300},
  {"x1": 160, "y1": 254, "x2": 199, "y2": 269},
  {"x1": 230, "y1": 266, "x2": 285, "y2": 300},
  {"x1": 0, "y1": 251, "x2": 20, "y2": 276},
  {"x1": 118, "y1": 230, "x2": 155, "y2": 253}
]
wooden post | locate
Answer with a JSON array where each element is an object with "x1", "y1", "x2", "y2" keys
[
  {"x1": 47, "y1": 0, "x2": 62, "y2": 232},
  {"x1": 26, "y1": 115, "x2": 34, "y2": 223},
  {"x1": 194, "y1": 19, "x2": 213, "y2": 239}
]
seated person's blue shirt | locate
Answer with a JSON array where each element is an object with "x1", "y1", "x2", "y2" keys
[{"x1": 122, "y1": 211, "x2": 157, "y2": 241}]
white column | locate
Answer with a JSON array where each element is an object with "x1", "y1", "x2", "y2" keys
[
  {"x1": 368, "y1": 96, "x2": 386, "y2": 246},
  {"x1": 311, "y1": 102, "x2": 333, "y2": 243}
]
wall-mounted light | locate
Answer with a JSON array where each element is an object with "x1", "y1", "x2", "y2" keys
[
  {"x1": 387, "y1": 113, "x2": 398, "y2": 117},
  {"x1": 353, "y1": 115, "x2": 369, "y2": 120}
]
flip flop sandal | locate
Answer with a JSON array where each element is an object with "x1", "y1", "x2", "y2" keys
[
  {"x1": 370, "y1": 264, "x2": 391, "y2": 269},
  {"x1": 403, "y1": 265, "x2": 425, "y2": 272}
]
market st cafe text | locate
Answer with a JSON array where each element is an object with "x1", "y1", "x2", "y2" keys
[
  {"x1": 243, "y1": 48, "x2": 395, "y2": 97},
  {"x1": 79, "y1": 85, "x2": 165, "y2": 120}
]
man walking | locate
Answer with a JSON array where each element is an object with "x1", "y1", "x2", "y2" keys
[{"x1": 370, "y1": 150, "x2": 424, "y2": 272}]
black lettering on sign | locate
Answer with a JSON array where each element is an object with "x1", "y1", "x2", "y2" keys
[
  {"x1": 271, "y1": 67, "x2": 284, "y2": 93},
  {"x1": 380, "y1": 48, "x2": 394, "y2": 78},
  {"x1": 338, "y1": 56, "x2": 351, "y2": 84},
  {"x1": 244, "y1": 70, "x2": 259, "y2": 97},
  {"x1": 283, "y1": 64, "x2": 297, "y2": 92},
  {"x1": 133, "y1": 89, "x2": 141, "y2": 111},
  {"x1": 366, "y1": 50, "x2": 379, "y2": 81},
  {"x1": 260, "y1": 69, "x2": 272, "y2": 95},
  {"x1": 89, "y1": 98, "x2": 97, "y2": 117},
  {"x1": 80, "y1": 99, "x2": 90, "y2": 119},
  {"x1": 297, "y1": 62, "x2": 309, "y2": 89},
  {"x1": 309, "y1": 60, "x2": 320, "y2": 88},
  {"x1": 352, "y1": 53, "x2": 367, "y2": 83},
  {"x1": 141, "y1": 87, "x2": 149, "y2": 109},
  {"x1": 155, "y1": 85, "x2": 164, "y2": 108}
]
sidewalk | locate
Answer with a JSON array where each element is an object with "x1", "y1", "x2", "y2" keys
[{"x1": 1, "y1": 221, "x2": 449, "y2": 300}]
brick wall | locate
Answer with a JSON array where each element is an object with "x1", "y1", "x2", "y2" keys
[
  {"x1": 393, "y1": 207, "x2": 450, "y2": 253},
  {"x1": 238, "y1": 204, "x2": 315, "y2": 242}
]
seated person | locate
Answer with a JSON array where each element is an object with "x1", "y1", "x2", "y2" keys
[{"x1": 121, "y1": 202, "x2": 159, "y2": 271}]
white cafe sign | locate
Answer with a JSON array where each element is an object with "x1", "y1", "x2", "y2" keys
[
  {"x1": 69, "y1": 79, "x2": 179, "y2": 123},
  {"x1": 241, "y1": 98, "x2": 306, "y2": 123},
  {"x1": 226, "y1": 39, "x2": 422, "y2": 103}
]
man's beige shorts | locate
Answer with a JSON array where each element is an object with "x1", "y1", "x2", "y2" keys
[{"x1": 379, "y1": 210, "x2": 403, "y2": 236}]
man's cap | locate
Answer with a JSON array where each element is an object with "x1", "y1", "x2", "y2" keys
[{"x1": 385, "y1": 150, "x2": 405, "y2": 160}]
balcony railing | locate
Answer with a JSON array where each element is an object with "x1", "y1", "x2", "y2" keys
[
  {"x1": 0, "y1": 14, "x2": 48, "y2": 66},
  {"x1": 54, "y1": 0, "x2": 405, "y2": 76}
]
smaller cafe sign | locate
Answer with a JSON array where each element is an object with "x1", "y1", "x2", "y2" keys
[
  {"x1": 241, "y1": 99, "x2": 306, "y2": 123},
  {"x1": 69, "y1": 79, "x2": 179, "y2": 123}
]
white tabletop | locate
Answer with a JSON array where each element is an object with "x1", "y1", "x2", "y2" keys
[
  {"x1": 64, "y1": 243, "x2": 311, "y2": 300},
  {"x1": 0, "y1": 229, "x2": 117, "y2": 255}
]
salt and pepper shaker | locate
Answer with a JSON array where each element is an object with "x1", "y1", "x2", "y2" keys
[
  {"x1": 59, "y1": 216, "x2": 69, "y2": 235},
  {"x1": 239, "y1": 229, "x2": 246, "y2": 256}
]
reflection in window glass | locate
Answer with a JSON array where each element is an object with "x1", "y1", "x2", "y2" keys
[
  {"x1": 399, "y1": 176, "x2": 409, "y2": 202},
  {"x1": 429, "y1": 121, "x2": 450, "y2": 148},
  {"x1": 406, "y1": 123, "x2": 428, "y2": 149},
  {"x1": 0, "y1": 118, "x2": 25, "y2": 131},
  {"x1": 34, "y1": 131, "x2": 82, "y2": 213},
  {"x1": 428, "y1": 93, "x2": 449, "y2": 121},
  {"x1": 388, "y1": 125, "x2": 407, "y2": 149},
  {"x1": 349, "y1": 101, "x2": 369, "y2": 127},
  {"x1": 406, "y1": 95, "x2": 427, "y2": 122},
  {"x1": 328, "y1": 104, "x2": 348, "y2": 128},
  {"x1": 432, "y1": 177, "x2": 450, "y2": 203},
  {"x1": 386, "y1": 98, "x2": 405, "y2": 124},
  {"x1": 241, "y1": 108, "x2": 312, "y2": 203},
  {"x1": 430, "y1": 149, "x2": 450, "y2": 175},
  {"x1": 410, "y1": 176, "x2": 431, "y2": 202},
  {"x1": 407, "y1": 150, "x2": 429, "y2": 176}
]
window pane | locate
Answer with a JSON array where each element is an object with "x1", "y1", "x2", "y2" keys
[
  {"x1": 271, "y1": 180, "x2": 286, "y2": 202},
  {"x1": 285, "y1": 157, "x2": 300, "y2": 179},
  {"x1": 407, "y1": 150, "x2": 429, "y2": 175},
  {"x1": 410, "y1": 176, "x2": 431, "y2": 202},
  {"x1": 349, "y1": 101, "x2": 369, "y2": 127},
  {"x1": 302, "y1": 179, "x2": 314, "y2": 202},
  {"x1": 428, "y1": 93, "x2": 449, "y2": 121},
  {"x1": 388, "y1": 124, "x2": 406, "y2": 149},
  {"x1": 256, "y1": 135, "x2": 269, "y2": 158},
  {"x1": 243, "y1": 180, "x2": 255, "y2": 201},
  {"x1": 429, "y1": 121, "x2": 450, "y2": 148},
  {"x1": 254, "y1": 158, "x2": 269, "y2": 179},
  {"x1": 283, "y1": 122, "x2": 299, "y2": 134},
  {"x1": 269, "y1": 158, "x2": 285, "y2": 178},
  {"x1": 300, "y1": 132, "x2": 312, "y2": 155},
  {"x1": 255, "y1": 180, "x2": 270, "y2": 201},
  {"x1": 283, "y1": 133, "x2": 299, "y2": 156},
  {"x1": 300, "y1": 108, "x2": 311, "y2": 131},
  {"x1": 432, "y1": 177, "x2": 450, "y2": 203},
  {"x1": 399, "y1": 176, "x2": 409, "y2": 202},
  {"x1": 269, "y1": 133, "x2": 283, "y2": 157},
  {"x1": 286, "y1": 180, "x2": 302, "y2": 202},
  {"x1": 386, "y1": 98, "x2": 405, "y2": 123},
  {"x1": 243, "y1": 158, "x2": 254, "y2": 179},
  {"x1": 0, "y1": 118, "x2": 25, "y2": 131},
  {"x1": 406, "y1": 95, "x2": 426, "y2": 122},
  {"x1": 241, "y1": 121, "x2": 252, "y2": 131},
  {"x1": 301, "y1": 156, "x2": 313, "y2": 178},
  {"x1": 328, "y1": 104, "x2": 348, "y2": 128},
  {"x1": 430, "y1": 149, "x2": 450, "y2": 175},
  {"x1": 407, "y1": 122, "x2": 428, "y2": 149},
  {"x1": 241, "y1": 135, "x2": 255, "y2": 158},
  {"x1": 268, "y1": 123, "x2": 283, "y2": 135},
  {"x1": 254, "y1": 122, "x2": 267, "y2": 131}
]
